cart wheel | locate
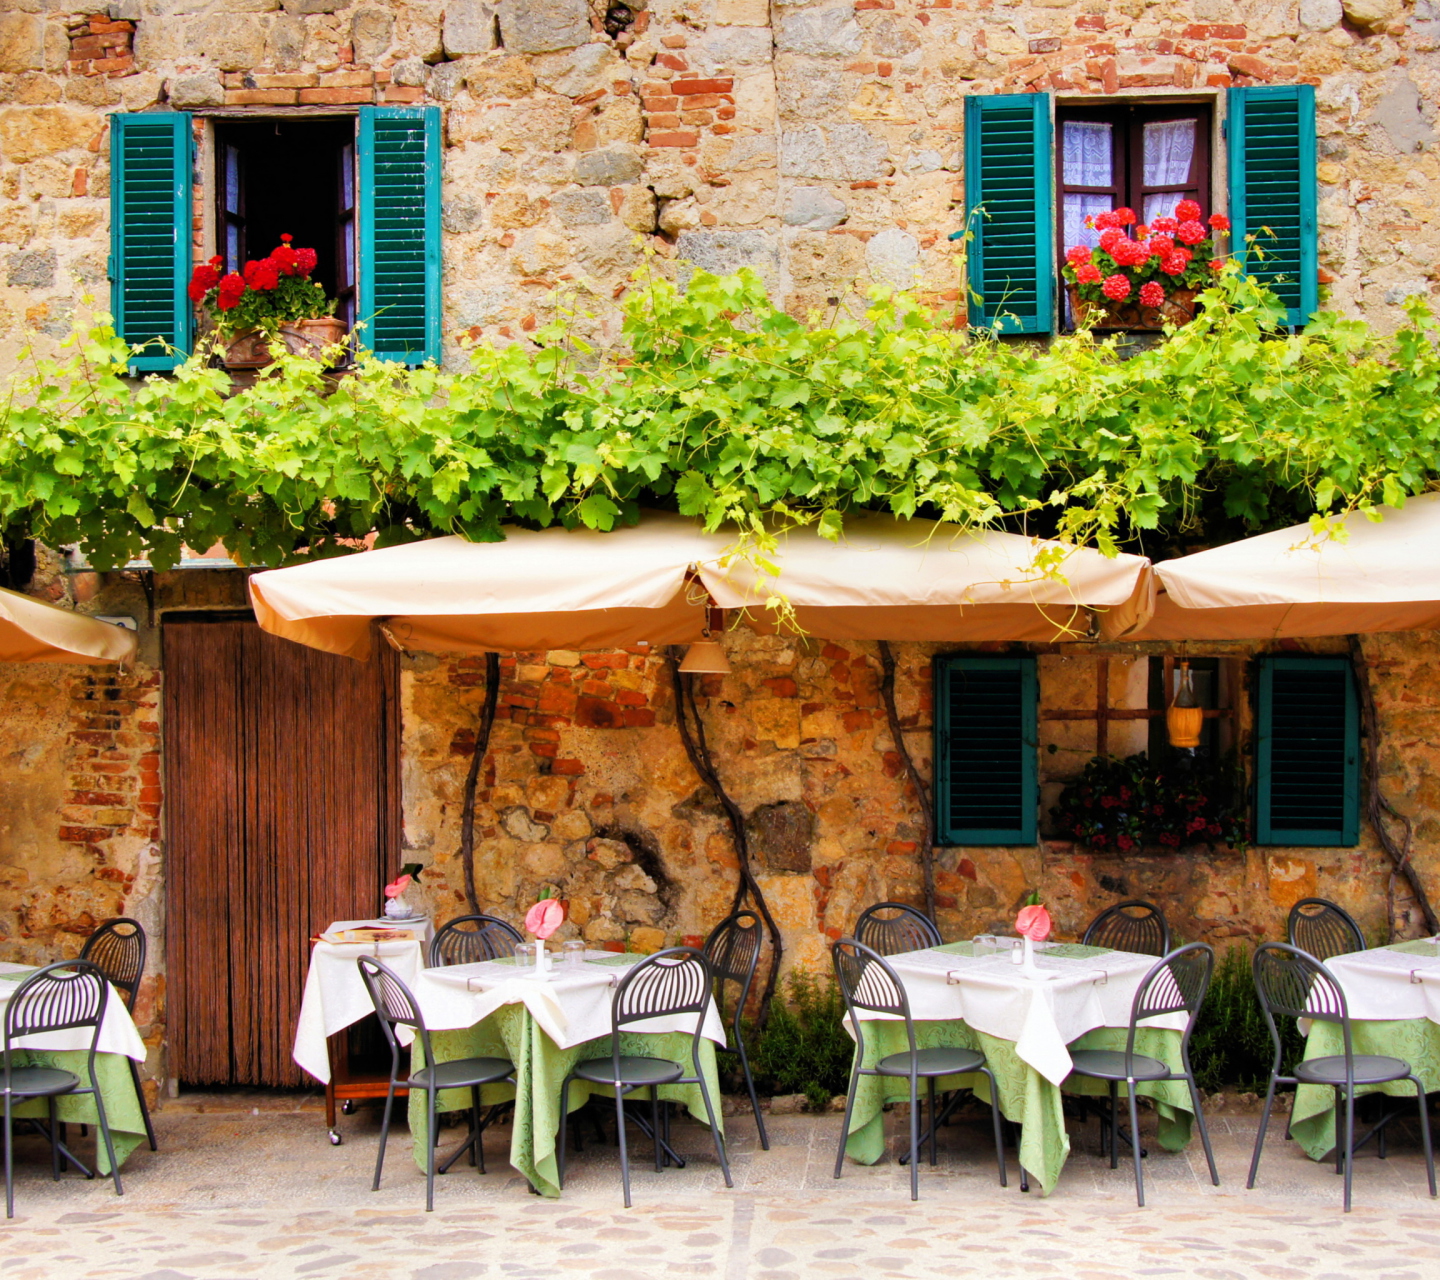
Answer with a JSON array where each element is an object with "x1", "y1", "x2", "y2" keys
[
  {"x1": 341, "y1": 1100, "x2": 355, "y2": 1115},
  {"x1": 328, "y1": 1129, "x2": 343, "y2": 1146}
]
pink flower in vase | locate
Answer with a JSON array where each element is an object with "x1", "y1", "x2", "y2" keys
[
  {"x1": 383, "y1": 874, "x2": 412, "y2": 899},
  {"x1": 525, "y1": 897, "x2": 566, "y2": 940},
  {"x1": 1015, "y1": 902, "x2": 1052, "y2": 942}
]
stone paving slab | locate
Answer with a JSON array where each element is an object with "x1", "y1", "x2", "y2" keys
[{"x1": 0, "y1": 1095, "x2": 1435, "y2": 1278}]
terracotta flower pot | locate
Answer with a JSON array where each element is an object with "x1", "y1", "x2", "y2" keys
[
  {"x1": 1068, "y1": 285, "x2": 1198, "y2": 332},
  {"x1": 279, "y1": 317, "x2": 349, "y2": 361},
  {"x1": 219, "y1": 328, "x2": 275, "y2": 370}
]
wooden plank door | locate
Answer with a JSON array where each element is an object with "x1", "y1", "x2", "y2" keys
[{"x1": 163, "y1": 614, "x2": 399, "y2": 1086}]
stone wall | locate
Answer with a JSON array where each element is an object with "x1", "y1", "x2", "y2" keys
[{"x1": 2, "y1": 0, "x2": 1440, "y2": 366}]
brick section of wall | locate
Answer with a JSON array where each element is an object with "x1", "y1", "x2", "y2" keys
[{"x1": 65, "y1": 15, "x2": 135, "y2": 79}]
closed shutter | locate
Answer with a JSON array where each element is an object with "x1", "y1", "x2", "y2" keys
[
  {"x1": 934, "y1": 655, "x2": 1038, "y2": 844},
  {"x1": 108, "y1": 112, "x2": 192, "y2": 373},
  {"x1": 1256, "y1": 656, "x2": 1359, "y2": 846},
  {"x1": 963, "y1": 94, "x2": 1053, "y2": 335},
  {"x1": 1227, "y1": 85, "x2": 1318, "y2": 329},
  {"x1": 358, "y1": 106, "x2": 442, "y2": 365}
]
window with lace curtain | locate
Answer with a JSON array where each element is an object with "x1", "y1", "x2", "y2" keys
[{"x1": 1056, "y1": 104, "x2": 1212, "y2": 328}]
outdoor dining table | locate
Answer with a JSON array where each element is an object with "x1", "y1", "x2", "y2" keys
[
  {"x1": 0, "y1": 959, "x2": 149, "y2": 1174},
  {"x1": 1290, "y1": 939, "x2": 1440, "y2": 1160},
  {"x1": 841, "y1": 941, "x2": 1194, "y2": 1194},
  {"x1": 399, "y1": 951, "x2": 727, "y2": 1198}
]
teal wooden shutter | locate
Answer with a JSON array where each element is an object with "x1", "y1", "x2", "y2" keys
[
  {"x1": 963, "y1": 94, "x2": 1053, "y2": 335},
  {"x1": 109, "y1": 112, "x2": 192, "y2": 372},
  {"x1": 1227, "y1": 85, "x2": 1318, "y2": 329},
  {"x1": 358, "y1": 106, "x2": 442, "y2": 365},
  {"x1": 934, "y1": 655, "x2": 1038, "y2": 844},
  {"x1": 1256, "y1": 656, "x2": 1359, "y2": 846}
]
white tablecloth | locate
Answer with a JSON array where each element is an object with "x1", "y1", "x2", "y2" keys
[
  {"x1": 408, "y1": 952, "x2": 728, "y2": 1053},
  {"x1": 291, "y1": 918, "x2": 431, "y2": 1083},
  {"x1": 0, "y1": 960, "x2": 147, "y2": 1061},
  {"x1": 1321, "y1": 943, "x2": 1440, "y2": 1023},
  {"x1": 866, "y1": 946, "x2": 1185, "y2": 1086}
]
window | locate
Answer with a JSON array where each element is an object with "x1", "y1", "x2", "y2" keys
[
  {"x1": 962, "y1": 86, "x2": 1318, "y2": 335},
  {"x1": 109, "y1": 106, "x2": 442, "y2": 373},
  {"x1": 1256, "y1": 656, "x2": 1359, "y2": 846},
  {"x1": 934, "y1": 655, "x2": 1038, "y2": 845}
]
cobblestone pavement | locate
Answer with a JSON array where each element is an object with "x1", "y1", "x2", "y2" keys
[{"x1": 1, "y1": 1092, "x2": 1437, "y2": 1279}]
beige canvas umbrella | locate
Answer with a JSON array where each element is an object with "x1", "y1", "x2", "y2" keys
[
  {"x1": 0, "y1": 588, "x2": 137, "y2": 664},
  {"x1": 1127, "y1": 491, "x2": 1440, "y2": 641},
  {"x1": 249, "y1": 511, "x2": 1154, "y2": 657}
]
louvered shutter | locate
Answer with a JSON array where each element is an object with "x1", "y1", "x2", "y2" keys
[
  {"x1": 1227, "y1": 86, "x2": 1318, "y2": 329},
  {"x1": 108, "y1": 112, "x2": 192, "y2": 373},
  {"x1": 934, "y1": 655, "x2": 1038, "y2": 844},
  {"x1": 358, "y1": 106, "x2": 442, "y2": 365},
  {"x1": 1257, "y1": 656, "x2": 1359, "y2": 846},
  {"x1": 963, "y1": 94, "x2": 1053, "y2": 335}
]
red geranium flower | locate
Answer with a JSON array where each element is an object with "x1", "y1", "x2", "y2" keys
[
  {"x1": 1160, "y1": 252, "x2": 1189, "y2": 276},
  {"x1": 188, "y1": 261, "x2": 221, "y2": 302},
  {"x1": 1150, "y1": 216, "x2": 1178, "y2": 233},
  {"x1": 216, "y1": 272, "x2": 246, "y2": 310},
  {"x1": 295, "y1": 246, "x2": 318, "y2": 275},
  {"x1": 244, "y1": 258, "x2": 280, "y2": 291},
  {"x1": 1101, "y1": 273, "x2": 1131, "y2": 301},
  {"x1": 1066, "y1": 245, "x2": 1093, "y2": 267},
  {"x1": 1148, "y1": 235, "x2": 1175, "y2": 257},
  {"x1": 1209, "y1": 257, "x2": 1225, "y2": 271},
  {"x1": 1176, "y1": 219, "x2": 1207, "y2": 246},
  {"x1": 1113, "y1": 207, "x2": 1137, "y2": 226},
  {"x1": 1074, "y1": 263, "x2": 1102, "y2": 284},
  {"x1": 1175, "y1": 199, "x2": 1202, "y2": 222},
  {"x1": 270, "y1": 244, "x2": 299, "y2": 276},
  {"x1": 1098, "y1": 227, "x2": 1123, "y2": 254},
  {"x1": 1093, "y1": 210, "x2": 1121, "y2": 231},
  {"x1": 1138, "y1": 281, "x2": 1165, "y2": 308},
  {"x1": 1208, "y1": 212, "x2": 1231, "y2": 232}
]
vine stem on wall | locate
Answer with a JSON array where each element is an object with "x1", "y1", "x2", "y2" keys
[
  {"x1": 666, "y1": 650, "x2": 784, "y2": 1024},
  {"x1": 456, "y1": 651, "x2": 501, "y2": 916},
  {"x1": 877, "y1": 641, "x2": 937, "y2": 921},
  {"x1": 1349, "y1": 636, "x2": 1438, "y2": 937}
]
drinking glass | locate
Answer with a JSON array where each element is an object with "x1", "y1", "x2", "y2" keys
[
  {"x1": 973, "y1": 934, "x2": 997, "y2": 958},
  {"x1": 513, "y1": 942, "x2": 534, "y2": 968},
  {"x1": 563, "y1": 939, "x2": 586, "y2": 967}
]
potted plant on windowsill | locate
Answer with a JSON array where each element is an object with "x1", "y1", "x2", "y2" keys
[
  {"x1": 189, "y1": 235, "x2": 347, "y2": 369},
  {"x1": 1062, "y1": 201, "x2": 1230, "y2": 332}
]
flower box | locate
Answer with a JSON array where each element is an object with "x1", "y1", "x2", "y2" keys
[{"x1": 1068, "y1": 284, "x2": 1198, "y2": 332}]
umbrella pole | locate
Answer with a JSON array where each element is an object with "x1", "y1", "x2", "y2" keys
[
  {"x1": 878, "y1": 641, "x2": 937, "y2": 923},
  {"x1": 667, "y1": 650, "x2": 784, "y2": 1027},
  {"x1": 1349, "y1": 636, "x2": 1439, "y2": 937},
  {"x1": 456, "y1": 651, "x2": 501, "y2": 916}
]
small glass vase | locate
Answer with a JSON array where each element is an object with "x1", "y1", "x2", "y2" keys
[{"x1": 383, "y1": 894, "x2": 417, "y2": 921}]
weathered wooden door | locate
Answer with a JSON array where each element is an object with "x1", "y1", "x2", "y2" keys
[{"x1": 163, "y1": 614, "x2": 399, "y2": 1086}]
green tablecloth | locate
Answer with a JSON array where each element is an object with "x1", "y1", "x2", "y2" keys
[
  {"x1": 1290, "y1": 1016, "x2": 1440, "y2": 1161},
  {"x1": 842, "y1": 1020, "x2": 1193, "y2": 1195},
  {"x1": 8, "y1": 1049, "x2": 147, "y2": 1176},
  {"x1": 406, "y1": 1003, "x2": 724, "y2": 1198}
]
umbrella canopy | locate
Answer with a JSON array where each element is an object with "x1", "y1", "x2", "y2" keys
[
  {"x1": 1130, "y1": 492, "x2": 1440, "y2": 640},
  {"x1": 0, "y1": 588, "x2": 137, "y2": 664},
  {"x1": 249, "y1": 512, "x2": 1154, "y2": 658}
]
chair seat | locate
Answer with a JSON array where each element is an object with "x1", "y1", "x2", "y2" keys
[
  {"x1": 875, "y1": 1046, "x2": 986, "y2": 1078},
  {"x1": 572, "y1": 1055, "x2": 685, "y2": 1088},
  {"x1": 1296, "y1": 1054, "x2": 1413, "y2": 1087},
  {"x1": 410, "y1": 1056, "x2": 514, "y2": 1090},
  {"x1": 1067, "y1": 1049, "x2": 1173, "y2": 1083},
  {"x1": 0, "y1": 1066, "x2": 80, "y2": 1099}
]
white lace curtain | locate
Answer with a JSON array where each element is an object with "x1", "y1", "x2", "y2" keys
[
  {"x1": 1141, "y1": 120, "x2": 1196, "y2": 222},
  {"x1": 1062, "y1": 121, "x2": 1112, "y2": 187}
]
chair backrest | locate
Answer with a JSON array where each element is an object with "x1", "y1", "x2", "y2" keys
[
  {"x1": 429, "y1": 913, "x2": 523, "y2": 967},
  {"x1": 1082, "y1": 900, "x2": 1170, "y2": 956},
  {"x1": 703, "y1": 910, "x2": 763, "y2": 1026},
  {"x1": 1252, "y1": 941, "x2": 1353, "y2": 1071},
  {"x1": 357, "y1": 954, "x2": 432, "y2": 1062},
  {"x1": 79, "y1": 917, "x2": 147, "y2": 1011},
  {"x1": 1287, "y1": 898, "x2": 1363, "y2": 962},
  {"x1": 3, "y1": 961, "x2": 107, "y2": 1077},
  {"x1": 1125, "y1": 941, "x2": 1213, "y2": 1061},
  {"x1": 611, "y1": 947, "x2": 714, "y2": 1031},
  {"x1": 831, "y1": 937, "x2": 915, "y2": 1065},
  {"x1": 854, "y1": 902, "x2": 941, "y2": 956}
]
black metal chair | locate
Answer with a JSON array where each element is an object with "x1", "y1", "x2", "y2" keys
[
  {"x1": 428, "y1": 914, "x2": 523, "y2": 968},
  {"x1": 559, "y1": 947, "x2": 732, "y2": 1208},
  {"x1": 3, "y1": 960, "x2": 123, "y2": 1219},
  {"x1": 1287, "y1": 898, "x2": 1364, "y2": 962},
  {"x1": 703, "y1": 909, "x2": 769, "y2": 1151},
  {"x1": 356, "y1": 955, "x2": 515, "y2": 1212},
  {"x1": 831, "y1": 937, "x2": 1006, "y2": 1201},
  {"x1": 1248, "y1": 941, "x2": 1435, "y2": 1212},
  {"x1": 1066, "y1": 941, "x2": 1219, "y2": 1207},
  {"x1": 1082, "y1": 900, "x2": 1171, "y2": 957},
  {"x1": 79, "y1": 918, "x2": 156, "y2": 1152},
  {"x1": 854, "y1": 902, "x2": 941, "y2": 956}
]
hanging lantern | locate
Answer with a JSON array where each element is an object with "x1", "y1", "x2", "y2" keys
[
  {"x1": 1165, "y1": 659, "x2": 1203, "y2": 749},
  {"x1": 679, "y1": 604, "x2": 731, "y2": 674}
]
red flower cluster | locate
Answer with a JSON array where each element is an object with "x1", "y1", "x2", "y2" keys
[
  {"x1": 216, "y1": 273, "x2": 245, "y2": 311},
  {"x1": 187, "y1": 255, "x2": 224, "y2": 302},
  {"x1": 188, "y1": 232, "x2": 320, "y2": 311},
  {"x1": 1138, "y1": 281, "x2": 1165, "y2": 308},
  {"x1": 1101, "y1": 273, "x2": 1130, "y2": 301}
]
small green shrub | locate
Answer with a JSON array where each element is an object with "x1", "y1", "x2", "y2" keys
[
  {"x1": 747, "y1": 970, "x2": 854, "y2": 1111},
  {"x1": 1188, "y1": 945, "x2": 1303, "y2": 1093}
]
